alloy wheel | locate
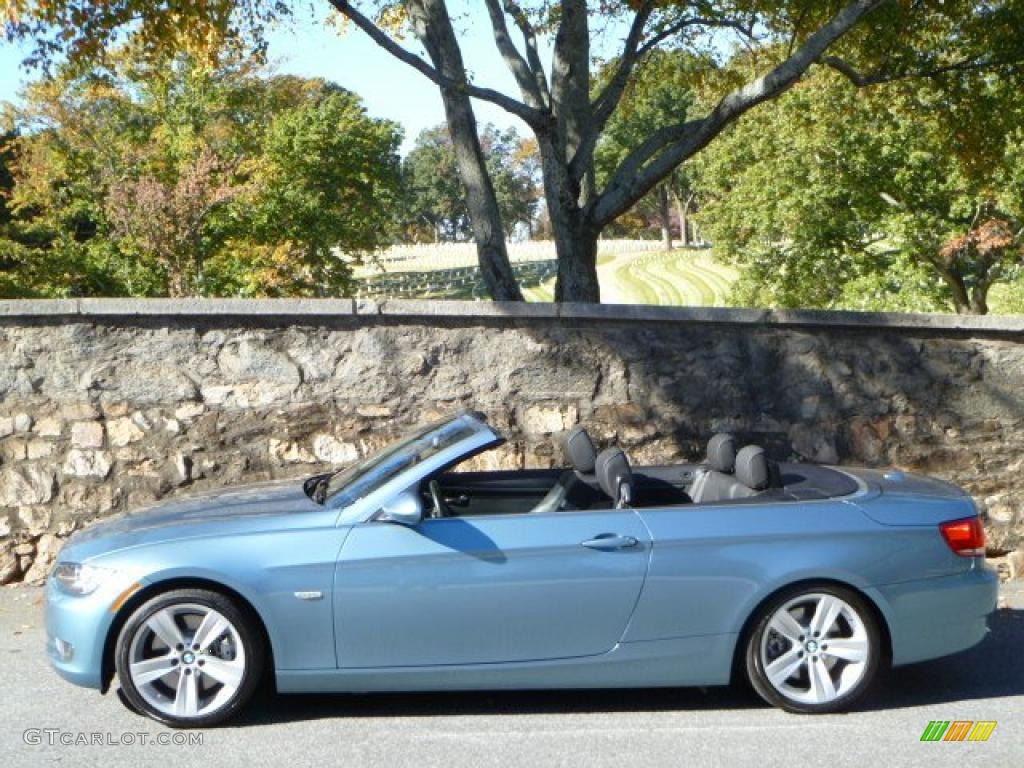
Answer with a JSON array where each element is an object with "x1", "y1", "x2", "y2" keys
[
  {"x1": 126, "y1": 603, "x2": 247, "y2": 719},
  {"x1": 758, "y1": 592, "x2": 872, "y2": 706}
]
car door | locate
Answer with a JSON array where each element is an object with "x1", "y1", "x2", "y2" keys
[{"x1": 333, "y1": 508, "x2": 651, "y2": 667}]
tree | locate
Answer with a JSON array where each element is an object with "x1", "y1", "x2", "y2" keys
[
  {"x1": 402, "y1": 123, "x2": 539, "y2": 242},
  {"x1": 248, "y1": 89, "x2": 403, "y2": 294},
  {"x1": 482, "y1": 126, "x2": 542, "y2": 239},
  {"x1": 595, "y1": 49, "x2": 705, "y2": 249},
  {"x1": 0, "y1": 48, "x2": 402, "y2": 297},
  {"x1": 0, "y1": 130, "x2": 26, "y2": 296},
  {"x1": 104, "y1": 146, "x2": 244, "y2": 297},
  {"x1": 696, "y1": 67, "x2": 1024, "y2": 315},
  {"x1": 402, "y1": 125, "x2": 466, "y2": 242},
  {"x1": 6, "y1": 1, "x2": 1024, "y2": 301}
]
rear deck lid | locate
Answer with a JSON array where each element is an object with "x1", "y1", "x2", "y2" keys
[{"x1": 842, "y1": 467, "x2": 977, "y2": 526}]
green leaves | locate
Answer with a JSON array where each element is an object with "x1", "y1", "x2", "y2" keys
[
  {"x1": 0, "y1": 48, "x2": 402, "y2": 297},
  {"x1": 401, "y1": 123, "x2": 539, "y2": 242},
  {"x1": 247, "y1": 89, "x2": 403, "y2": 294},
  {"x1": 696, "y1": 65, "x2": 1024, "y2": 314}
]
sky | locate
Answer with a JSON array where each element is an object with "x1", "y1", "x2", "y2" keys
[{"x1": 0, "y1": 3, "x2": 629, "y2": 154}]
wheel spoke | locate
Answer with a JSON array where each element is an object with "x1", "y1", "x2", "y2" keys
[
  {"x1": 810, "y1": 596, "x2": 843, "y2": 637},
  {"x1": 200, "y1": 657, "x2": 244, "y2": 689},
  {"x1": 130, "y1": 654, "x2": 177, "y2": 686},
  {"x1": 808, "y1": 657, "x2": 837, "y2": 703},
  {"x1": 768, "y1": 610, "x2": 805, "y2": 644},
  {"x1": 822, "y1": 637, "x2": 869, "y2": 663},
  {"x1": 173, "y1": 671, "x2": 200, "y2": 716},
  {"x1": 192, "y1": 611, "x2": 230, "y2": 651},
  {"x1": 147, "y1": 609, "x2": 186, "y2": 649},
  {"x1": 765, "y1": 648, "x2": 804, "y2": 687}
]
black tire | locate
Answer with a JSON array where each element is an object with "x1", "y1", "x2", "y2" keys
[
  {"x1": 115, "y1": 588, "x2": 265, "y2": 728},
  {"x1": 745, "y1": 583, "x2": 883, "y2": 714}
]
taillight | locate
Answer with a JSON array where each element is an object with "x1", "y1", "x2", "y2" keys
[{"x1": 939, "y1": 516, "x2": 986, "y2": 557}]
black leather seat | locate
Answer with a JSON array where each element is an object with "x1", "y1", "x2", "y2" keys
[
  {"x1": 689, "y1": 433, "x2": 737, "y2": 503},
  {"x1": 529, "y1": 426, "x2": 600, "y2": 513},
  {"x1": 595, "y1": 447, "x2": 633, "y2": 508}
]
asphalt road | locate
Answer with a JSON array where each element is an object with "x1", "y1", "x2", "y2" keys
[{"x1": 2, "y1": 584, "x2": 1022, "y2": 768}]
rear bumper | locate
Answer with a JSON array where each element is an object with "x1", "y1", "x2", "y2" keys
[{"x1": 868, "y1": 563, "x2": 998, "y2": 666}]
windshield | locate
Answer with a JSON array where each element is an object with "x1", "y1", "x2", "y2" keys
[{"x1": 323, "y1": 414, "x2": 480, "y2": 504}]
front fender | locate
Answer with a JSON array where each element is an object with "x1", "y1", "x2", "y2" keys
[{"x1": 95, "y1": 525, "x2": 350, "y2": 672}]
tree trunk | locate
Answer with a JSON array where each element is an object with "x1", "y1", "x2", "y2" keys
[
  {"x1": 408, "y1": 0, "x2": 524, "y2": 301},
  {"x1": 553, "y1": 227, "x2": 600, "y2": 303},
  {"x1": 672, "y1": 189, "x2": 695, "y2": 247},
  {"x1": 657, "y1": 183, "x2": 674, "y2": 251},
  {"x1": 439, "y1": 91, "x2": 524, "y2": 300},
  {"x1": 940, "y1": 269, "x2": 972, "y2": 314},
  {"x1": 537, "y1": 130, "x2": 600, "y2": 302},
  {"x1": 969, "y1": 277, "x2": 992, "y2": 315},
  {"x1": 969, "y1": 292, "x2": 990, "y2": 315}
]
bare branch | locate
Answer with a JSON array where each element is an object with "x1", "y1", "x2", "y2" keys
[
  {"x1": 590, "y1": 0, "x2": 886, "y2": 227},
  {"x1": 823, "y1": 52, "x2": 1024, "y2": 87},
  {"x1": 821, "y1": 55, "x2": 878, "y2": 85},
  {"x1": 638, "y1": 15, "x2": 758, "y2": 57},
  {"x1": 483, "y1": 0, "x2": 545, "y2": 108},
  {"x1": 327, "y1": 0, "x2": 545, "y2": 126},
  {"x1": 574, "y1": 8, "x2": 758, "y2": 183},
  {"x1": 566, "y1": 4, "x2": 652, "y2": 183},
  {"x1": 590, "y1": 3, "x2": 653, "y2": 122},
  {"x1": 503, "y1": 1, "x2": 551, "y2": 107}
]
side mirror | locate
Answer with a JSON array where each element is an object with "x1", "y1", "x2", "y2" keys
[{"x1": 378, "y1": 491, "x2": 423, "y2": 526}]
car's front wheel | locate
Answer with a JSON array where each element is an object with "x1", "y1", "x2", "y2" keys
[
  {"x1": 745, "y1": 584, "x2": 882, "y2": 714},
  {"x1": 115, "y1": 588, "x2": 265, "y2": 727}
]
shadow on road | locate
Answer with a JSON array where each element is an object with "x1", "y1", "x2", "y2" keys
[{"x1": 234, "y1": 607, "x2": 1023, "y2": 727}]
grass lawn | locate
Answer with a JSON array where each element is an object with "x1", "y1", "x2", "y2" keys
[{"x1": 353, "y1": 241, "x2": 736, "y2": 307}]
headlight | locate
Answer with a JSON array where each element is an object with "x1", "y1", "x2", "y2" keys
[{"x1": 51, "y1": 563, "x2": 114, "y2": 595}]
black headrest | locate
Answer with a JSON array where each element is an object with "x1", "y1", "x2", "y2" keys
[
  {"x1": 563, "y1": 426, "x2": 597, "y2": 474},
  {"x1": 706, "y1": 433, "x2": 736, "y2": 473},
  {"x1": 595, "y1": 447, "x2": 633, "y2": 507},
  {"x1": 735, "y1": 445, "x2": 769, "y2": 491}
]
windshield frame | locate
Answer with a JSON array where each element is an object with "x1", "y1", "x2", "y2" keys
[{"x1": 326, "y1": 412, "x2": 502, "y2": 524}]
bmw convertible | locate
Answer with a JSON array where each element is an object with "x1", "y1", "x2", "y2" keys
[{"x1": 46, "y1": 411, "x2": 997, "y2": 726}]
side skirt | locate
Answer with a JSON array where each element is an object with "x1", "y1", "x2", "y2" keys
[{"x1": 275, "y1": 634, "x2": 737, "y2": 694}]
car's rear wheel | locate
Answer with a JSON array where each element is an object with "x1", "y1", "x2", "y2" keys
[
  {"x1": 745, "y1": 584, "x2": 881, "y2": 714},
  {"x1": 115, "y1": 588, "x2": 265, "y2": 727}
]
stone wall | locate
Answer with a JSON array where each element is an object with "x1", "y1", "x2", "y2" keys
[{"x1": 2, "y1": 299, "x2": 1023, "y2": 584}]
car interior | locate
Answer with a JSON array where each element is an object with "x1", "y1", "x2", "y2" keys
[{"x1": 421, "y1": 427, "x2": 860, "y2": 519}]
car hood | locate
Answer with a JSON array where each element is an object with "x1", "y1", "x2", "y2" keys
[{"x1": 61, "y1": 478, "x2": 335, "y2": 562}]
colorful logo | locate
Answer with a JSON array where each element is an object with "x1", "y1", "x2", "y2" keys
[{"x1": 920, "y1": 721, "x2": 997, "y2": 742}]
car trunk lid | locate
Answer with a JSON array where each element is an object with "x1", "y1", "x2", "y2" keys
[{"x1": 841, "y1": 467, "x2": 978, "y2": 527}]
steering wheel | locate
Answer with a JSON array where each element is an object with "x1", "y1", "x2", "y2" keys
[{"x1": 427, "y1": 479, "x2": 450, "y2": 519}]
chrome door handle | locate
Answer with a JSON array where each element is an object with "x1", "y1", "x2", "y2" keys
[{"x1": 581, "y1": 534, "x2": 639, "y2": 551}]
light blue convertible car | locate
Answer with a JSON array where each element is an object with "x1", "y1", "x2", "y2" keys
[{"x1": 46, "y1": 411, "x2": 997, "y2": 726}]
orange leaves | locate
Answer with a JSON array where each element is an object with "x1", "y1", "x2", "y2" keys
[
  {"x1": 940, "y1": 217, "x2": 1020, "y2": 266},
  {"x1": 3, "y1": 0, "x2": 26, "y2": 25}
]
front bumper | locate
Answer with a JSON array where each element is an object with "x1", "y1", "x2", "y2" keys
[
  {"x1": 44, "y1": 573, "x2": 135, "y2": 690},
  {"x1": 868, "y1": 563, "x2": 999, "y2": 667}
]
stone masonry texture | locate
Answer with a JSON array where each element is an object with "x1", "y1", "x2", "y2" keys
[{"x1": 0, "y1": 299, "x2": 1022, "y2": 584}]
